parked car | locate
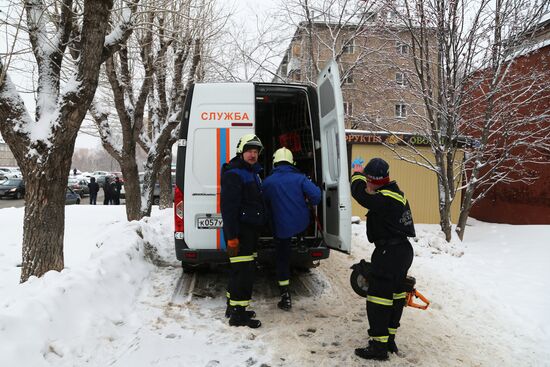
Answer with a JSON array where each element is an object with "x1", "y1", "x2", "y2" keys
[
  {"x1": 0, "y1": 167, "x2": 21, "y2": 179},
  {"x1": 110, "y1": 172, "x2": 124, "y2": 183},
  {"x1": 91, "y1": 170, "x2": 110, "y2": 176},
  {"x1": 68, "y1": 178, "x2": 90, "y2": 197},
  {"x1": 94, "y1": 174, "x2": 115, "y2": 188},
  {"x1": 65, "y1": 187, "x2": 81, "y2": 205},
  {"x1": 79, "y1": 172, "x2": 93, "y2": 179},
  {"x1": 0, "y1": 178, "x2": 25, "y2": 199}
]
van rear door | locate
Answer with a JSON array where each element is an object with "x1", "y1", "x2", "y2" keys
[
  {"x1": 184, "y1": 83, "x2": 255, "y2": 251},
  {"x1": 316, "y1": 60, "x2": 352, "y2": 253}
]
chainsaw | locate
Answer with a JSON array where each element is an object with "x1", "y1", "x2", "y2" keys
[{"x1": 350, "y1": 259, "x2": 430, "y2": 310}]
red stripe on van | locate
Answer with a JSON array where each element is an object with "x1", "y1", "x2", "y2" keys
[
  {"x1": 231, "y1": 122, "x2": 253, "y2": 127},
  {"x1": 216, "y1": 129, "x2": 221, "y2": 250}
]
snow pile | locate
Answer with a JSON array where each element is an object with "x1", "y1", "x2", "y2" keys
[
  {"x1": 0, "y1": 208, "x2": 153, "y2": 366},
  {"x1": 411, "y1": 226, "x2": 465, "y2": 257},
  {"x1": 0, "y1": 206, "x2": 549, "y2": 366},
  {"x1": 0, "y1": 207, "x2": 273, "y2": 367}
]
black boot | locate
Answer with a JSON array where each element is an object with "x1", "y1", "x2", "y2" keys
[
  {"x1": 354, "y1": 340, "x2": 389, "y2": 361},
  {"x1": 388, "y1": 334, "x2": 398, "y2": 354},
  {"x1": 229, "y1": 306, "x2": 261, "y2": 328},
  {"x1": 277, "y1": 287, "x2": 292, "y2": 311},
  {"x1": 225, "y1": 301, "x2": 256, "y2": 319}
]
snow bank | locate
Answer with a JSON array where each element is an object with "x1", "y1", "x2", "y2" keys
[{"x1": 0, "y1": 208, "x2": 154, "y2": 366}]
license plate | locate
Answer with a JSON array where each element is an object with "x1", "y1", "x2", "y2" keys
[{"x1": 197, "y1": 216, "x2": 223, "y2": 229}]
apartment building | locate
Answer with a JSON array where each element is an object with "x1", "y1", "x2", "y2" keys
[
  {"x1": 0, "y1": 140, "x2": 17, "y2": 167},
  {"x1": 275, "y1": 19, "x2": 432, "y2": 133}
]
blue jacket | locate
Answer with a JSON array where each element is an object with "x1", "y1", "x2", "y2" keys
[
  {"x1": 220, "y1": 156, "x2": 265, "y2": 240},
  {"x1": 263, "y1": 164, "x2": 321, "y2": 239}
]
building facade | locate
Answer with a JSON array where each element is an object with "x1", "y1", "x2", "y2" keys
[
  {"x1": 274, "y1": 20, "x2": 432, "y2": 133},
  {"x1": 0, "y1": 140, "x2": 17, "y2": 167},
  {"x1": 466, "y1": 17, "x2": 550, "y2": 224}
]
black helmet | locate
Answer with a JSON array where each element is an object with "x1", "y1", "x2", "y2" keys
[{"x1": 364, "y1": 158, "x2": 390, "y2": 184}]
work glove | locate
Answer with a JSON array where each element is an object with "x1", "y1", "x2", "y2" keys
[
  {"x1": 227, "y1": 238, "x2": 239, "y2": 257},
  {"x1": 352, "y1": 157, "x2": 364, "y2": 173}
]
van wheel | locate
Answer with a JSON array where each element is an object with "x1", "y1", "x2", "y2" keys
[
  {"x1": 153, "y1": 197, "x2": 160, "y2": 205},
  {"x1": 16, "y1": 192, "x2": 22, "y2": 200},
  {"x1": 350, "y1": 268, "x2": 369, "y2": 298}
]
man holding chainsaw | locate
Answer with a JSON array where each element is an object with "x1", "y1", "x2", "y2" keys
[{"x1": 350, "y1": 157, "x2": 415, "y2": 361}]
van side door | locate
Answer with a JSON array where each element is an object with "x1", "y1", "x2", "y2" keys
[{"x1": 316, "y1": 60, "x2": 352, "y2": 253}]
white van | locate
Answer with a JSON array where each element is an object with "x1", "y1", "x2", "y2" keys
[{"x1": 174, "y1": 61, "x2": 351, "y2": 268}]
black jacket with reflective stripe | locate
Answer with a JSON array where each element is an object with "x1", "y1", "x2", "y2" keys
[
  {"x1": 351, "y1": 172, "x2": 415, "y2": 244},
  {"x1": 221, "y1": 156, "x2": 266, "y2": 240}
]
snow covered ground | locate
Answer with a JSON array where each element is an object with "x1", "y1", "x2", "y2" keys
[{"x1": 0, "y1": 206, "x2": 549, "y2": 366}]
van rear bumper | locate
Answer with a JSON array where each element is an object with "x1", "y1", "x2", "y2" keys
[{"x1": 175, "y1": 238, "x2": 329, "y2": 268}]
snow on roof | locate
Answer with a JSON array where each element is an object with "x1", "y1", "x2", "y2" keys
[{"x1": 508, "y1": 38, "x2": 550, "y2": 60}]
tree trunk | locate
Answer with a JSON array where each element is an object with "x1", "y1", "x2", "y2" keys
[
  {"x1": 434, "y1": 152, "x2": 453, "y2": 242},
  {"x1": 20, "y1": 151, "x2": 74, "y2": 282},
  {"x1": 140, "y1": 173, "x2": 156, "y2": 218},
  {"x1": 158, "y1": 148, "x2": 172, "y2": 209},
  {"x1": 120, "y1": 159, "x2": 141, "y2": 221},
  {"x1": 456, "y1": 183, "x2": 476, "y2": 241}
]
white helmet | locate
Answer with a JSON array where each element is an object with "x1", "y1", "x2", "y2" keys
[
  {"x1": 273, "y1": 147, "x2": 294, "y2": 165},
  {"x1": 236, "y1": 134, "x2": 263, "y2": 154}
]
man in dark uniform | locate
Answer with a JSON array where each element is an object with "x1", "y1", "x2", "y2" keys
[
  {"x1": 221, "y1": 134, "x2": 265, "y2": 328},
  {"x1": 350, "y1": 157, "x2": 415, "y2": 360}
]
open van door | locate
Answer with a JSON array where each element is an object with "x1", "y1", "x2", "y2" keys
[{"x1": 316, "y1": 60, "x2": 352, "y2": 254}]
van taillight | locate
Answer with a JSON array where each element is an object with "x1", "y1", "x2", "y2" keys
[
  {"x1": 184, "y1": 251, "x2": 197, "y2": 259},
  {"x1": 174, "y1": 185, "x2": 184, "y2": 232},
  {"x1": 310, "y1": 251, "x2": 324, "y2": 258}
]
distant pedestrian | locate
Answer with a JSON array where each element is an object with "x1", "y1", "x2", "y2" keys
[
  {"x1": 73, "y1": 168, "x2": 77, "y2": 176},
  {"x1": 263, "y1": 147, "x2": 321, "y2": 311},
  {"x1": 88, "y1": 177, "x2": 99, "y2": 205},
  {"x1": 103, "y1": 177, "x2": 113, "y2": 205},
  {"x1": 112, "y1": 177, "x2": 122, "y2": 205}
]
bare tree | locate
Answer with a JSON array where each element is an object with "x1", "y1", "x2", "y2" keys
[
  {"x1": 91, "y1": 0, "x2": 227, "y2": 219},
  {"x1": 0, "y1": 0, "x2": 137, "y2": 282},
  {"x1": 379, "y1": 0, "x2": 550, "y2": 240}
]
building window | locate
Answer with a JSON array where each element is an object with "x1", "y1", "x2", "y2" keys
[
  {"x1": 395, "y1": 103, "x2": 407, "y2": 118},
  {"x1": 343, "y1": 71, "x2": 354, "y2": 84},
  {"x1": 396, "y1": 42, "x2": 409, "y2": 55},
  {"x1": 396, "y1": 72, "x2": 405, "y2": 86},
  {"x1": 343, "y1": 39, "x2": 355, "y2": 54},
  {"x1": 344, "y1": 101, "x2": 353, "y2": 116},
  {"x1": 365, "y1": 12, "x2": 377, "y2": 22},
  {"x1": 291, "y1": 70, "x2": 301, "y2": 81}
]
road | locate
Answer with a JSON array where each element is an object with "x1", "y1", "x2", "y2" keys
[{"x1": 0, "y1": 191, "x2": 125, "y2": 209}]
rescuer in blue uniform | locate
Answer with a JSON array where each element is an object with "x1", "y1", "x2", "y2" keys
[
  {"x1": 221, "y1": 134, "x2": 265, "y2": 328},
  {"x1": 263, "y1": 147, "x2": 321, "y2": 311},
  {"x1": 350, "y1": 157, "x2": 415, "y2": 360}
]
